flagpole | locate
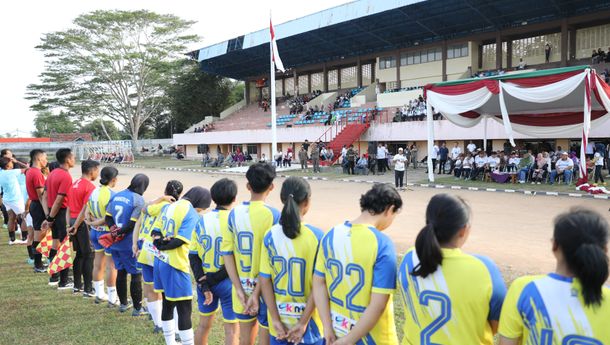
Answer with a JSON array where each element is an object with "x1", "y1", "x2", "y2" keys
[{"x1": 270, "y1": 13, "x2": 278, "y2": 165}]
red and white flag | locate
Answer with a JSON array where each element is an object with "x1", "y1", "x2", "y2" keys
[{"x1": 270, "y1": 19, "x2": 285, "y2": 73}]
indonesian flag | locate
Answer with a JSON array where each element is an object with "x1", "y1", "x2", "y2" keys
[
  {"x1": 48, "y1": 237, "x2": 73, "y2": 275},
  {"x1": 270, "y1": 19, "x2": 285, "y2": 73}
]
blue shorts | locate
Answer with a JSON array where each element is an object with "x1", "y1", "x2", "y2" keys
[
  {"x1": 140, "y1": 264, "x2": 154, "y2": 284},
  {"x1": 197, "y1": 278, "x2": 236, "y2": 322},
  {"x1": 236, "y1": 297, "x2": 268, "y2": 328},
  {"x1": 270, "y1": 337, "x2": 324, "y2": 345},
  {"x1": 111, "y1": 249, "x2": 140, "y2": 275},
  {"x1": 90, "y1": 228, "x2": 110, "y2": 253},
  {"x1": 153, "y1": 258, "x2": 192, "y2": 301}
]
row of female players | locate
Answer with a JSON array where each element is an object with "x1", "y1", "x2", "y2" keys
[{"x1": 85, "y1": 162, "x2": 609, "y2": 345}]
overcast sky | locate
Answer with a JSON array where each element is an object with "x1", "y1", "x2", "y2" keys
[{"x1": 0, "y1": 0, "x2": 349, "y2": 136}]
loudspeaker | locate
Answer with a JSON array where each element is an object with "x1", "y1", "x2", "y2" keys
[{"x1": 368, "y1": 141, "x2": 377, "y2": 155}]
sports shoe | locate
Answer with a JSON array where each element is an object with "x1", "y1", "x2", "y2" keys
[
  {"x1": 48, "y1": 277, "x2": 59, "y2": 286},
  {"x1": 95, "y1": 296, "x2": 108, "y2": 304},
  {"x1": 58, "y1": 281, "x2": 75, "y2": 290},
  {"x1": 107, "y1": 299, "x2": 120, "y2": 308},
  {"x1": 8, "y1": 240, "x2": 16, "y2": 245},
  {"x1": 153, "y1": 326, "x2": 163, "y2": 334},
  {"x1": 83, "y1": 291, "x2": 95, "y2": 298},
  {"x1": 132, "y1": 308, "x2": 147, "y2": 317},
  {"x1": 34, "y1": 267, "x2": 47, "y2": 273},
  {"x1": 26, "y1": 258, "x2": 35, "y2": 266},
  {"x1": 119, "y1": 303, "x2": 133, "y2": 313},
  {"x1": 73, "y1": 287, "x2": 83, "y2": 294}
]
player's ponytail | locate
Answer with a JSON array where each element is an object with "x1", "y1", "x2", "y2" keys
[
  {"x1": 412, "y1": 194, "x2": 470, "y2": 278},
  {"x1": 164, "y1": 180, "x2": 183, "y2": 201},
  {"x1": 99, "y1": 166, "x2": 119, "y2": 186},
  {"x1": 279, "y1": 177, "x2": 311, "y2": 239},
  {"x1": 553, "y1": 208, "x2": 608, "y2": 307}
]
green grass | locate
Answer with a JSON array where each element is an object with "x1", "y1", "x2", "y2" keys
[
  {"x1": 423, "y1": 175, "x2": 581, "y2": 193},
  {"x1": 0, "y1": 230, "x2": 225, "y2": 345}
]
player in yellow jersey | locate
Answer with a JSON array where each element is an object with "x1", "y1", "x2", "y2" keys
[
  {"x1": 132, "y1": 180, "x2": 183, "y2": 333},
  {"x1": 152, "y1": 186, "x2": 210, "y2": 345},
  {"x1": 221, "y1": 163, "x2": 280, "y2": 345},
  {"x1": 260, "y1": 177, "x2": 324, "y2": 345},
  {"x1": 84, "y1": 166, "x2": 119, "y2": 305},
  {"x1": 313, "y1": 183, "x2": 402, "y2": 345},
  {"x1": 498, "y1": 208, "x2": 610, "y2": 345},
  {"x1": 189, "y1": 178, "x2": 239, "y2": 345},
  {"x1": 398, "y1": 194, "x2": 506, "y2": 345}
]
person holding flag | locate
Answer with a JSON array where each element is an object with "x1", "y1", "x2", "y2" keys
[{"x1": 41, "y1": 148, "x2": 76, "y2": 289}]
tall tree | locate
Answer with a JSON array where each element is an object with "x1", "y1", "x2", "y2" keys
[
  {"x1": 80, "y1": 119, "x2": 124, "y2": 141},
  {"x1": 167, "y1": 61, "x2": 234, "y2": 133},
  {"x1": 26, "y1": 10, "x2": 198, "y2": 147},
  {"x1": 33, "y1": 111, "x2": 77, "y2": 137}
]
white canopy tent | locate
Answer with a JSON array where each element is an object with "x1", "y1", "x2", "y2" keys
[{"x1": 423, "y1": 66, "x2": 610, "y2": 183}]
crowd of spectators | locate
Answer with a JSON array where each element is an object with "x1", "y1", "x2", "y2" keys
[
  {"x1": 88, "y1": 152, "x2": 134, "y2": 164},
  {"x1": 193, "y1": 123, "x2": 214, "y2": 133},
  {"x1": 201, "y1": 149, "x2": 254, "y2": 168},
  {"x1": 288, "y1": 90, "x2": 322, "y2": 114},
  {"x1": 392, "y1": 96, "x2": 442, "y2": 121},
  {"x1": 592, "y1": 47, "x2": 610, "y2": 64}
]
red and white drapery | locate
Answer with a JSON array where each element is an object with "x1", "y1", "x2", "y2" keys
[{"x1": 424, "y1": 67, "x2": 610, "y2": 183}]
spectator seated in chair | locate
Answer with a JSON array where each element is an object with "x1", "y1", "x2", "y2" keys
[
  {"x1": 517, "y1": 152, "x2": 534, "y2": 183},
  {"x1": 470, "y1": 150, "x2": 487, "y2": 180},
  {"x1": 355, "y1": 155, "x2": 369, "y2": 175},
  {"x1": 549, "y1": 152, "x2": 574, "y2": 185},
  {"x1": 530, "y1": 153, "x2": 549, "y2": 184}
]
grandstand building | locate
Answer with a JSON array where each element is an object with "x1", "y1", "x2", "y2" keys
[{"x1": 174, "y1": 0, "x2": 610, "y2": 159}]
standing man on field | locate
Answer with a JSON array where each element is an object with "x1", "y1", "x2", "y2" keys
[
  {"x1": 26, "y1": 149, "x2": 49, "y2": 273},
  {"x1": 42, "y1": 148, "x2": 76, "y2": 289}
]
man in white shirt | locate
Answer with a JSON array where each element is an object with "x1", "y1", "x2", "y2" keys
[
  {"x1": 428, "y1": 142, "x2": 439, "y2": 173},
  {"x1": 467, "y1": 140, "x2": 477, "y2": 154},
  {"x1": 471, "y1": 150, "x2": 487, "y2": 180},
  {"x1": 393, "y1": 148, "x2": 407, "y2": 190},
  {"x1": 377, "y1": 143, "x2": 387, "y2": 174},
  {"x1": 450, "y1": 142, "x2": 462, "y2": 174},
  {"x1": 550, "y1": 152, "x2": 574, "y2": 184},
  {"x1": 586, "y1": 142, "x2": 595, "y2": 159},
  {"x1": 487, "y1": 152, "x2": 500, "y2": 171}
]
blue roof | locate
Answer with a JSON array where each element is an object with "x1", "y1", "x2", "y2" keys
[{"x1": 193, "y1": 0, "x2": 610, "y2": 80}]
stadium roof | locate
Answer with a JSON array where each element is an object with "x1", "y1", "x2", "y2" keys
[{"x1": 193, "y1": 0, "x2": 610, "y2": 80}]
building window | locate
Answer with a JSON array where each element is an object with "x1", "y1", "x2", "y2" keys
[
  {"x1": 400, "y1": 47, "x2": 441, "y2": 66},
  {"x1": 379, "y1": 56, "x2": 396, "y2": 69},
  {"x1": 328, "y1": 69, "x2": 338, "y2": 90},
  {"x1": 246, "y1": 144, "x2": 258, "y2": 155},
  {"x1": 310, "y1": 72, "x2": 323, "y2": 91},
  {"x1": 448, "y1": 43, "x2": 469, "y2": 59},
  {"x1": 341, "y1": 66, "x2": 357, "y2": 88},
  {"x1": 361, "y1": 63, "x2": 372, "y2": 86}
]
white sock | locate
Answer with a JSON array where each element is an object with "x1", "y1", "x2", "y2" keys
[
  {"x1": 148, "y1": 300, "x2": 162, "y2": 327},
  {"x1": 93, "y1": 281, "x2": 104, "y2": 298},
  {"x1": 107, "y1": 286, "x2": 117, "y2": 304},
  {"x1": 173, "y1": 308, "x2": 179, "y2": 331},
  {"x1": 178, "y1": 329, "x2": 194, "y2": 345},
  {"x1": 162, "y1": 320, "x2": 177, "y2": 345}
]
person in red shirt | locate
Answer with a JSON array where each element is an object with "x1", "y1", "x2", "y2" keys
[
  {"x1": 42, "y1": 148, "x2": 76, "y2": 288},
  {"x1": 26, "y1": 149, "x2": 49, "y2": 273},
  {"x1": 67, "y1": 160, "x2": 100, "y2": 296}
]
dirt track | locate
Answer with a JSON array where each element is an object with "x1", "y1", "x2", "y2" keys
[{"x1": 84, "y1": 166, "x2": 610, "y2": 278}]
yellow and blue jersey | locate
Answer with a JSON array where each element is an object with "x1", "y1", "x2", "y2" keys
[
  {"x1": 154, "y1": 199, "x2": 202, "y2": 273},
  {"x1": 87, "y1": 185, "x2": 114, "y2": 231},
  {"x1": 189, "y1": 209, "x2": 229, "y2": 274},
  {"x1": 260, "y1": 223, "x2": 324, "y2": 343},
  {"x1": 314, "y1": 221, "x2": 398, "y2": 345},
  {"x1": 398, "y1": 248, "x2": 506, "y2": 345},
  {"x1": 137, "y1": 201, "x2": 170, "y2": 266},
  {"x1": 498, "y1": 273, "x2": 610, "y2": 344},
  {"x1": 106, "y1": 189, "x2": 145, "y2": 252},
  {"x1": 220, "y1": 201, "x2": 280, "y2": 314}
]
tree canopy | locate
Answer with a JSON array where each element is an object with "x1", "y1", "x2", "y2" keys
[
  {"x1": 26, "y1": 10, "x2": 198, "y2": 145},
  {"x1": 33, "y1": 111, "x2": 77, "y2": 137}
]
